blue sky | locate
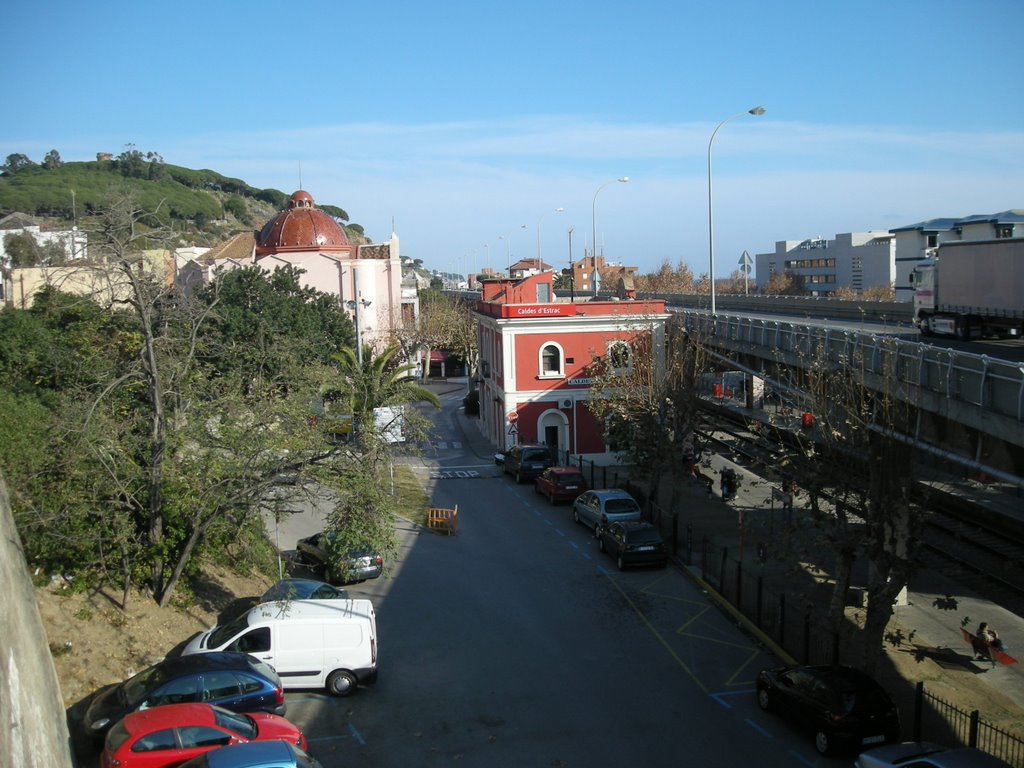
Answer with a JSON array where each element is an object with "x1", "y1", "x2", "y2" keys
[{"x1": 3, "y1": 0, "x2": 1022, "y2": 279}]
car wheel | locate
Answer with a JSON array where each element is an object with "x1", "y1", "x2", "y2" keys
[
  {"x1": 573, "y1": 508, "x2": 581, "y2": 525},
  {"x1": 814, "y1": 730, "x2": 832, "y2": 756},
  {"x1": 326, "y1": 669, "x2": 358, "y2": 697},
  {"x1": 549, "y1": 491, "x2": 556, "y2": 505},
  {"x1": 515, "y1": 470, "x2": 524, "y2": 484},
  {"x1": 616, "y1": 554, "x2": 625, "y2": 570},
  {"x1": 756, "y1": 687, "x2": 771, "y2": 711},
  {"x1": 598, "y1": 536, "x2": 606, "y2": 552}
]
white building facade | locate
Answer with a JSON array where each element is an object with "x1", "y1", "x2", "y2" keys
[{"x1": 755, "y1": 232, "x2": 895, "y2": 295}]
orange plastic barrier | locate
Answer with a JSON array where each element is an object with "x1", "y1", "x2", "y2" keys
[{"x1": 427, "y1": 505, "x2": 458, "y2": 535}]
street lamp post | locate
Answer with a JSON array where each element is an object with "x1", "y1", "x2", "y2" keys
[
  {"x1": 537, "y1": 207, "x2": 564, "y2": 262},
  {"x1": 592, "y1": 177, "x2": 629, "y2": 264},
  {"x1": 499, "y1": 225, "x2": 527, "y2": 276},
  {"x1": 567, "y1": 226, "x2": 575, "y2": 302},
  {"x1": 708, "y1": 106, "x2": 765, "y2": 315}
]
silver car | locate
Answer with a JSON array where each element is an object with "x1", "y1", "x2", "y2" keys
[
  {"x1": 855, "y1": 742, "x2": 1012, "y2": 768},
  {"x1": 572, "y1": 489, "x2": 642, "y2": 532}
]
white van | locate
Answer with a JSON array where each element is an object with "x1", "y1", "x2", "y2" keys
[{"x1": 183, "y1": 599, "x2": 377, "y2": 696}]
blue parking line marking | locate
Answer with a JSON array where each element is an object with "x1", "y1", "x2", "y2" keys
[
  {"x1": 556, "y1": 528, "x2": 566, "y2": 536},
  {"x1": 568, "y1": 540, "x2": 579, "y2": 550},
  {"x1": 744, "y1": 718, "x2": 772, "y2": 738},
  {"x1": 710, "y1": 689, "x2": 755, "y2": 709},
  {"x1": 789, "y1": 749, "x2": 816, "y2": 767},
  {"x1": 309, "y1": 722, "x2": 365, "y2": 746},
  {"x1": 286, "y1": 695, "x2": 333, "y2": 705},
  {"x1": 596, "y1": 565, "x2": 608, "y2": 575}
]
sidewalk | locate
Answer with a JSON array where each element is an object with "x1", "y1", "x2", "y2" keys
[{"x1": 671, "y1": 448, "x2": 1024, "y2": 713}]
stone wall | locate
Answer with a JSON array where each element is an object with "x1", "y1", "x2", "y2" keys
[{"x1": 0, "y1": 474, "x2": 75, "y2": 767}]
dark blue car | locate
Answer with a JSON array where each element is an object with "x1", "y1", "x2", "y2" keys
[{"x1": 84, "y1": 651, "x2": 285, "y2": 741}]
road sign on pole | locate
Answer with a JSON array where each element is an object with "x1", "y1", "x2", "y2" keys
[{"x1": 739, "y1": 250, "x2": 753, "y2": 295}]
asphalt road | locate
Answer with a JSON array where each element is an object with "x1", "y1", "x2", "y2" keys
[{"x1": 273, "y1": 392, "x2": 860, "y2": 767}]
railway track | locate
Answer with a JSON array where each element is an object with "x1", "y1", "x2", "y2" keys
[{"x1": 699, "y1": 410, "x2": 1024, "y2": 616}]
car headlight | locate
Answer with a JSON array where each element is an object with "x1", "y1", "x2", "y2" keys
[{"x1": 89, "y1": 717, "x2": 110, "y2": 731}]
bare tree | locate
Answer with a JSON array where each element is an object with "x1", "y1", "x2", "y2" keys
[
  {"x1": 760, "y1": 338, "x2": 920, "y2": 676},
  {"x1": 586, "y1": 316, "x2": 710, "y2": 510}
]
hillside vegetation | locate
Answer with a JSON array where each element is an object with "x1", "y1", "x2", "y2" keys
[{"x1": 0, "y1": 148, "x2": 366, "y2": 246}]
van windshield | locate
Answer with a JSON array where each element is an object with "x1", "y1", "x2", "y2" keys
[{"x1": 207, "y1": 616, "x2": 249, "y2": 649}]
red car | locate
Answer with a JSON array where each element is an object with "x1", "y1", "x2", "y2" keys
[
  {"x1": 101, "y1": 703, "x2": 307, "y2": 768},
  {"x1": 534, "y1": 466, "x2": 589, "y2": 504}
]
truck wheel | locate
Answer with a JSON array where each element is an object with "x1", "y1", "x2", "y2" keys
[{"x1": 326, "y1": 670, "x2": 357, "y2": 696}]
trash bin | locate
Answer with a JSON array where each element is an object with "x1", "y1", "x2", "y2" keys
[
  {"x1": 801, "y1": 412, "x2": 814, "y2": 428},
  {"x1": 713, "y1": 384, "x2": 723, "y2": 398}
]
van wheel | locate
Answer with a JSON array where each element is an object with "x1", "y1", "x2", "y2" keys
[{"x1": 326, "y1": 670, "x2": 357, "y2": 697}]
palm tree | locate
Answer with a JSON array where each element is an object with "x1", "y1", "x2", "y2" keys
[{"x1": 328, "y1": 343, "x2": 440, "y2": 442}]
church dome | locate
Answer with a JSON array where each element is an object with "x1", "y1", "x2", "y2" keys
[{"x1": 255, "y1": 190, "x2": 349, "y2": 256}]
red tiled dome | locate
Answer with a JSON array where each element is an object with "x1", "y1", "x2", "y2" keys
[{"x1": 255, "y1": 190, "x2": 349, "y2": 255}]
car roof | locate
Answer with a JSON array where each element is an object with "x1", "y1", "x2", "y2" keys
[
  {"x1": 261, "y1": 578, "x2": 337, "y2": 596},
  {"x1": 122, "y1": 702, "x2": 218, "y2": 731},
  {"x1": 793, "y1": 664, "x2": 885, "y2": 689},
  {"x1": 194, "y1": 740, "x2": 301, "y2": 767},
  {"x1": 859, "y1": 742, "x2": 1012, "y2": 767},
  {"x1": 150, "y1": 651, "x2": 261, "y2": 676},
  {"x1": 547, "y1": 466, "x2": 583, "y2": 474},
  {"x1": 612, "y1": 521, "x2": 655, "y2": 530},
  {"x1": 246, "y1": 598, "x2": 374, "y2": 623},
  {"x1": 590, "y1": 489, "x2": 634, "y2": 499}
]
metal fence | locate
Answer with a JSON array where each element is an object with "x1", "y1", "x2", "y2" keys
[{"x1": 913, "y1": 684, "x2": 1024, "y2": 768}]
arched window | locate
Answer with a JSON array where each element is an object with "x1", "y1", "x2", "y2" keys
[
  {"x1": 539, "y1": 342, "x2": 564, "y2": 377},
  {"x1": 607, "y1": 340, "x2": 631, "y2": 372}
]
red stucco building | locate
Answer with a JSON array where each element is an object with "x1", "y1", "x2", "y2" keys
[{"x1": 472, "y1": 271, "x2": 668, "y2": 463}]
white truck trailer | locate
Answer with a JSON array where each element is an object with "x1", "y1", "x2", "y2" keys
[{"x1": 912, "y1": 239, "x2": 1024, "y2": 340}]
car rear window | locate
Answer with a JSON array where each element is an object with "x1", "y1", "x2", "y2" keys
[
  {"x1": 605, "y1": 499, "x2": 639, "y2": 514},
  {"x1": 248, "y1": 658, "x2": 281, "y2": 685},
  {"x1": 106, "y1": 720, "x2": 131, "y2": 753},
  {"x1": 626, "y1": 527, "x2": 662, "y2": 544},
  {"x1": 523, "y1": 449, "x2": 549, "y2": 461},
  {"x1": 560, "y1": 473, "x2": 585, "y2": 485}
]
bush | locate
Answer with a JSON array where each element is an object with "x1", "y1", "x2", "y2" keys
[{"x1": 462, "y1": 390, "x2": 479, "y2": 416}]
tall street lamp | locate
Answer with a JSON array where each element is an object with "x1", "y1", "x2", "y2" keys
[
  {"x1": 708, "y1": 106, "x2": 765, "y2": 315},
  {"x1": 537, "y1": 207, "x2": 564, "y2": 262},
  {"x1": 499, "y1": 225, "x2": 527, "y2": 276},
  {"x1": 592, "y1": 177, "x2": 629, "y2": 264}
]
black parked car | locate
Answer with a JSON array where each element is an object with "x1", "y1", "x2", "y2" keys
[
  {"x1": 84, "y1": 652, "x2": 285, "y2": 741},
  {"x1": 596, "y1": 521, "x2": 668, "y2": 570},
  {"x1": 502, "y1": 443, "x2": 555, "y2": 483},
  {"x1": 756, "y1": 664, "x2": 900, "y2": 755}
]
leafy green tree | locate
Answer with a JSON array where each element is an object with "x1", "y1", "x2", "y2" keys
[
  {"x1": 42, "y1": 149, "x2": 63, "y2": 169},
  {"x1": 2, "y1": 153, "x2": 35, "y2": 174},
  {"x1": 2, "y1": 232, "x2": 68, "y2": 267},
  {"x1": 327, "y1": 342, "x2": 439, "y2": 441},
  {"x1": 197, "y1": 265, "x2": 355, "y2": 393},
  {"x1": 224, "y1": 196, "x2": 249, "y2": 223}
]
